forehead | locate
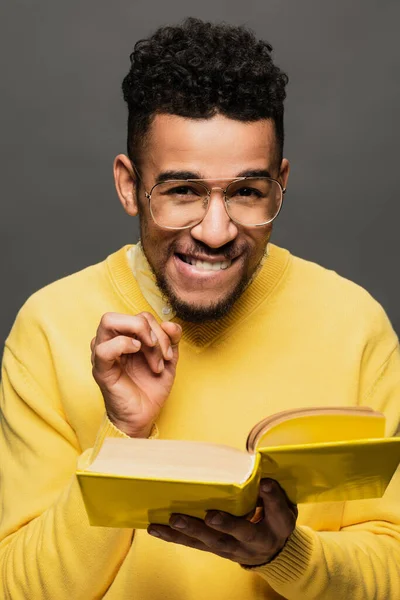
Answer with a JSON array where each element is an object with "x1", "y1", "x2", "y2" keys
[{"x1": 143, "y1": 113, "x2": 278, "y2": 179}]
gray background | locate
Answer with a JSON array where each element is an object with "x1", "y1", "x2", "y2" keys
[{"x1": 1, "y1": 0, "x2": 399, "y2": 348}]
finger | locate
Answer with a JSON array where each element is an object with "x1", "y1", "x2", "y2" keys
[
  {"x1": 160, "y1": 322, "x2": 182, "y2": 364},
  {"x1": 148, "y1": 525, "x2": 212, "y2": 553},
  {"x1": 261, "y1": 478, "x2": 298, "y2": 518},
  {"x1": 93, "y1": 335, "x2": 141, "y2": 374},
  {"x1": 168, "y1": 514, "x2": 239, "y2": 555},
  {"x1": 160, "y1": 321, "x2": 183, "y2": 347},
  {"x1": 141, "y1": 312, "x2": 176, "y2": 362},
  {"x1": 259, "y1": 479, "x2": 297, "y2": 539},
  {"x1": 96, "y1": 313, "x2": 165, "y2": 373},
  {"x1": 204, "y1": 510, "x2": 260, "y2": 545},
  {"x1": 96, "y1": 312, "x2": 157, "y2": 347}
]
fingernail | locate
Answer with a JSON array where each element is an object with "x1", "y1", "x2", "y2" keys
[
  {"x1": 209, "y1": 512, "x2": 223, "y2": 525},
  {"x1": 261, "y1": 481, "x2": 273, "y2": 493},
  {"x1": 132, "y1": 338, "x2": 141, "y2": 348},
  {"x1": 158, "y1": 359, "x2": 164, "y2": 371},
  {"x1": 148, "y1": 528, "x2": 161, "y2": 538},
  {"x1": 170, "y1": 516, "x2": 187, "y2": 529},
  {"x1": 150, "y1": 331, "x2": 158, "y2": 344},
  {"x1": 166, "y1": 346, "x2": 173, "y2": 360}
]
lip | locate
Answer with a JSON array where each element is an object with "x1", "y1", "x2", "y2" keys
[{"x1": 172, "y1": 253, "x2": 240, "y2": 281}]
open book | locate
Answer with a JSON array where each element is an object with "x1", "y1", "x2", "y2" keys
[{"x1": 76, "y1": 406, "x2": 400, "y2": 528}]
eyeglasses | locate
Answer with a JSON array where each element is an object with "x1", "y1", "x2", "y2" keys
[{"x1": 134, "y1": 170, "x2": 286, "y2": 229}]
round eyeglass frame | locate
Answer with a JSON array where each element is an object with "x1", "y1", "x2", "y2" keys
[{"x1": 143, "y1": 177, "x2": 286, "y2": 230}]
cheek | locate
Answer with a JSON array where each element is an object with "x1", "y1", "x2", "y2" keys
[
  {"x1": 139, "y1": 209, "x2": 164, "y2": 244},
  {"x1": 139, "y1": 218, "x2": 179, "y2": 264},
  {"x1": 248, "y1": 228, "x2": 272, "y2": 261}
]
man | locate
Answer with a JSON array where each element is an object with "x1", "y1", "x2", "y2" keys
[{"x1": 1, "y1": 17, "x2": 399, "y2": 600}]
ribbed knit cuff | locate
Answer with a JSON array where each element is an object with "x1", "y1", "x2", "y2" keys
[
  {"x1": 242, "y1": 526, "x2": 314, "y2": 585},
  {"x1": 90, "y1": 413, "x2": 159, "y2": 461}
]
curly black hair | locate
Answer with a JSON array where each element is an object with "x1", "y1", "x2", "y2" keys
[{"x1": 122, "y1": 18, "x2": 288, "y2": 165}]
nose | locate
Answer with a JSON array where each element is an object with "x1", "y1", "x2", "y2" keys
[{"x1": 190, "y1": 188, "x2": 238, "y2": 248}]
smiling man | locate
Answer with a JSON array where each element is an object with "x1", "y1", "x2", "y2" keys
[
  {"x1": 115, "y1": 114, "x2": 288, "y2": 323},
  {"x1": 1, "y1": 17, "x2": 400, "y2": 600}
]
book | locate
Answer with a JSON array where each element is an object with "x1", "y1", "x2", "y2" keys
[{"x1": 76, "y1": 406, "x2": 400, "y2": 528}]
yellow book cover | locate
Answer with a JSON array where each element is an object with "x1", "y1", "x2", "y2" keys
[{"x1": 76, "y1": 407, "x2": 400, "y2": 528}]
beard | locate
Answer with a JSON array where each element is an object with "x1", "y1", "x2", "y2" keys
[
  {"x1": 152, "y1": 258, "x2": 252, "y2": 323},
  {"x1": 140, "y1": 234, "x2": 268, "y2": 324}
]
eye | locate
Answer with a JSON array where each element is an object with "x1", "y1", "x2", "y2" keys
[
  {"x1": 171, "y1": 186, "x2": 199, "y2": 195},
  {"x1": 162, "y1": 184, "x2": 203, "y2": 198},
  {"x1": 233, "y1": 187, "x2": 263, "y2": 198}
]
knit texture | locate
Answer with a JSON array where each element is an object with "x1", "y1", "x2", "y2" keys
[{"x1": 1, "y1": 243, "x2": 400, "y2": 599}]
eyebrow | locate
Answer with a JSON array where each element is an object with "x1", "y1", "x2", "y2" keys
[
  {"x1": 156, "y1": 171, "x2": 201, "y2": 183},
  {"x1": 155, "y1": 168, "x2": 274, "y2": 183}
]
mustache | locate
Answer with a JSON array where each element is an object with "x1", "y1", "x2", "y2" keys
[{"x1": 172, "y1": 241, "x2": 247, "y2": 261}]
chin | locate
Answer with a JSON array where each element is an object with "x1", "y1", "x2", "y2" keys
[
  {"x1": 169, "y1": 288, "x2": 246, "y2": 323},
  {"x1": 151, "y1": 255, "x2": 256, "y2": 323}
]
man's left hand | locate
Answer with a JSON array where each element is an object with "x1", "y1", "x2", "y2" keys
[{"x1": 147, "y1": 478, "x2": 298, "y2": 566}]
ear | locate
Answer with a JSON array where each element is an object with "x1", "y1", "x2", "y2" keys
[
  {"x1": 113, "y1": 154, "x2": 138, "y2": 216},
  {"x1": 279, "y1": 158, "x2": 290, "y2": 192}
]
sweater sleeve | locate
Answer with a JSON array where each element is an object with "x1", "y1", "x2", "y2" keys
[
  {"x1": 0, "y1": 343, "x2": 135, "y2": 599},
  {"x1": 248, "y1": 304, "x2": 400, "y2": 599}
]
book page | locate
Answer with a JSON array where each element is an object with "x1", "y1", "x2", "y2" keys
[
  {"x1": 86, "y1": 438, "x2": 256, "y2": 484},
  {"x1": 247, "y1": 407, "x2": 385, "y2": 452}
]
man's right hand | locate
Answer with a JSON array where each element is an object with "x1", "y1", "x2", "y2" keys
[{"x1": 90, "y1": 312, "x2": 182, "y2": 438}]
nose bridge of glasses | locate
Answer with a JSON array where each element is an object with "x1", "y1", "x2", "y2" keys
[
  {"x1": 207, "y1": 185, "x2": 229, "y2": 199},
  {"x1": 201, "y1": 186, "x2": 234, "y2": 230}
]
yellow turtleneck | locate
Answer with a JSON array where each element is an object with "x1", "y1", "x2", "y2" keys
[{"x1": 1, "y1": 243, "x2": 400, "y2": 599}]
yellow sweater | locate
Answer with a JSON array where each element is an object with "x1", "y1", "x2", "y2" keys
[{"x1": 1, "y1": 243, "x2": 400, "y2": 600}]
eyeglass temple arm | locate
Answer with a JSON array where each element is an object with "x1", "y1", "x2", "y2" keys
[{"x1": 130, "y1": 161, "x2": 142, "y2": 181}]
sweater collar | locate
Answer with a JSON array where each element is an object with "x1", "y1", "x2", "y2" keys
[{"x1": 126, "y1": 242, "x2": 176, "y2": 322}]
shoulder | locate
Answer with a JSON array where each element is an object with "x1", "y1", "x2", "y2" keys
[
  {"x1": 5, "y1": 245, "x2": 132, "y2": 351},
  {"x1": 287, "y1": 248, "x2": 383, "y2": 311},
  {"x1": 276, "y1": 245, "x2": 397, "y2": 345}
]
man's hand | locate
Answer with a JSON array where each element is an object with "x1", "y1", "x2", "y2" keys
[
  {"x1": 91, "y1": 312, "x2": 182, "y2": 438},
  {"x1": 147, "y1": 479, "x2": 298, "y2": 566}
]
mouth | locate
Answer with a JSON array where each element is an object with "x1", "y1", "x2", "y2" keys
[{"x1": 175, "y1": 253, "x2": 233, "y2": 272}]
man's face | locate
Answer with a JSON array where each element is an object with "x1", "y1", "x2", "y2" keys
[{"x1": 115, "y1": 114, "x2": 289, "y2": 322}]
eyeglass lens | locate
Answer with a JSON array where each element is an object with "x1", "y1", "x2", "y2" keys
[{"x1": 149, "y1": 178, "x2": 282, "y2": 228}]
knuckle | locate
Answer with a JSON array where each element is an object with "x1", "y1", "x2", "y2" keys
[
  {"x1": 141, "y1": 311, "x2": 154, "y2": 321},
  {"x1": 94, "y1": 344, "x2": 106, "y2": 361},
  {"x1": 184, "y1": 524, "x2": 194, "y2": 536},
  {"x1": 138, "y1": 314, "x2": 152, "y2": 331},
  {"x1": 182, "y1": 520, "x2": 197, "y2": 536},
  {"x1": 138, "y1": 312, "x2": 154, "y2": 329},
  {"x1": 91, "y1": 365, "x2": 103, "y2": 385},
  {"x1": 242, "y1": 527, "x2": 259, "y2": 545},
  {"x1": 100, "y1": 312, "x2": 114, "y2": 329}
]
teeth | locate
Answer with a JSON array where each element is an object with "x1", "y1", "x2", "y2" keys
[
  {"x1": 195, "y1": 260, "x2": 213, "y2": 270},
  {"x1": 190, "y1": 258, "x2": 231, "y2": 271},
  {"x1": 180, "y1": 254, "x2": 232, "y2": 270}
]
